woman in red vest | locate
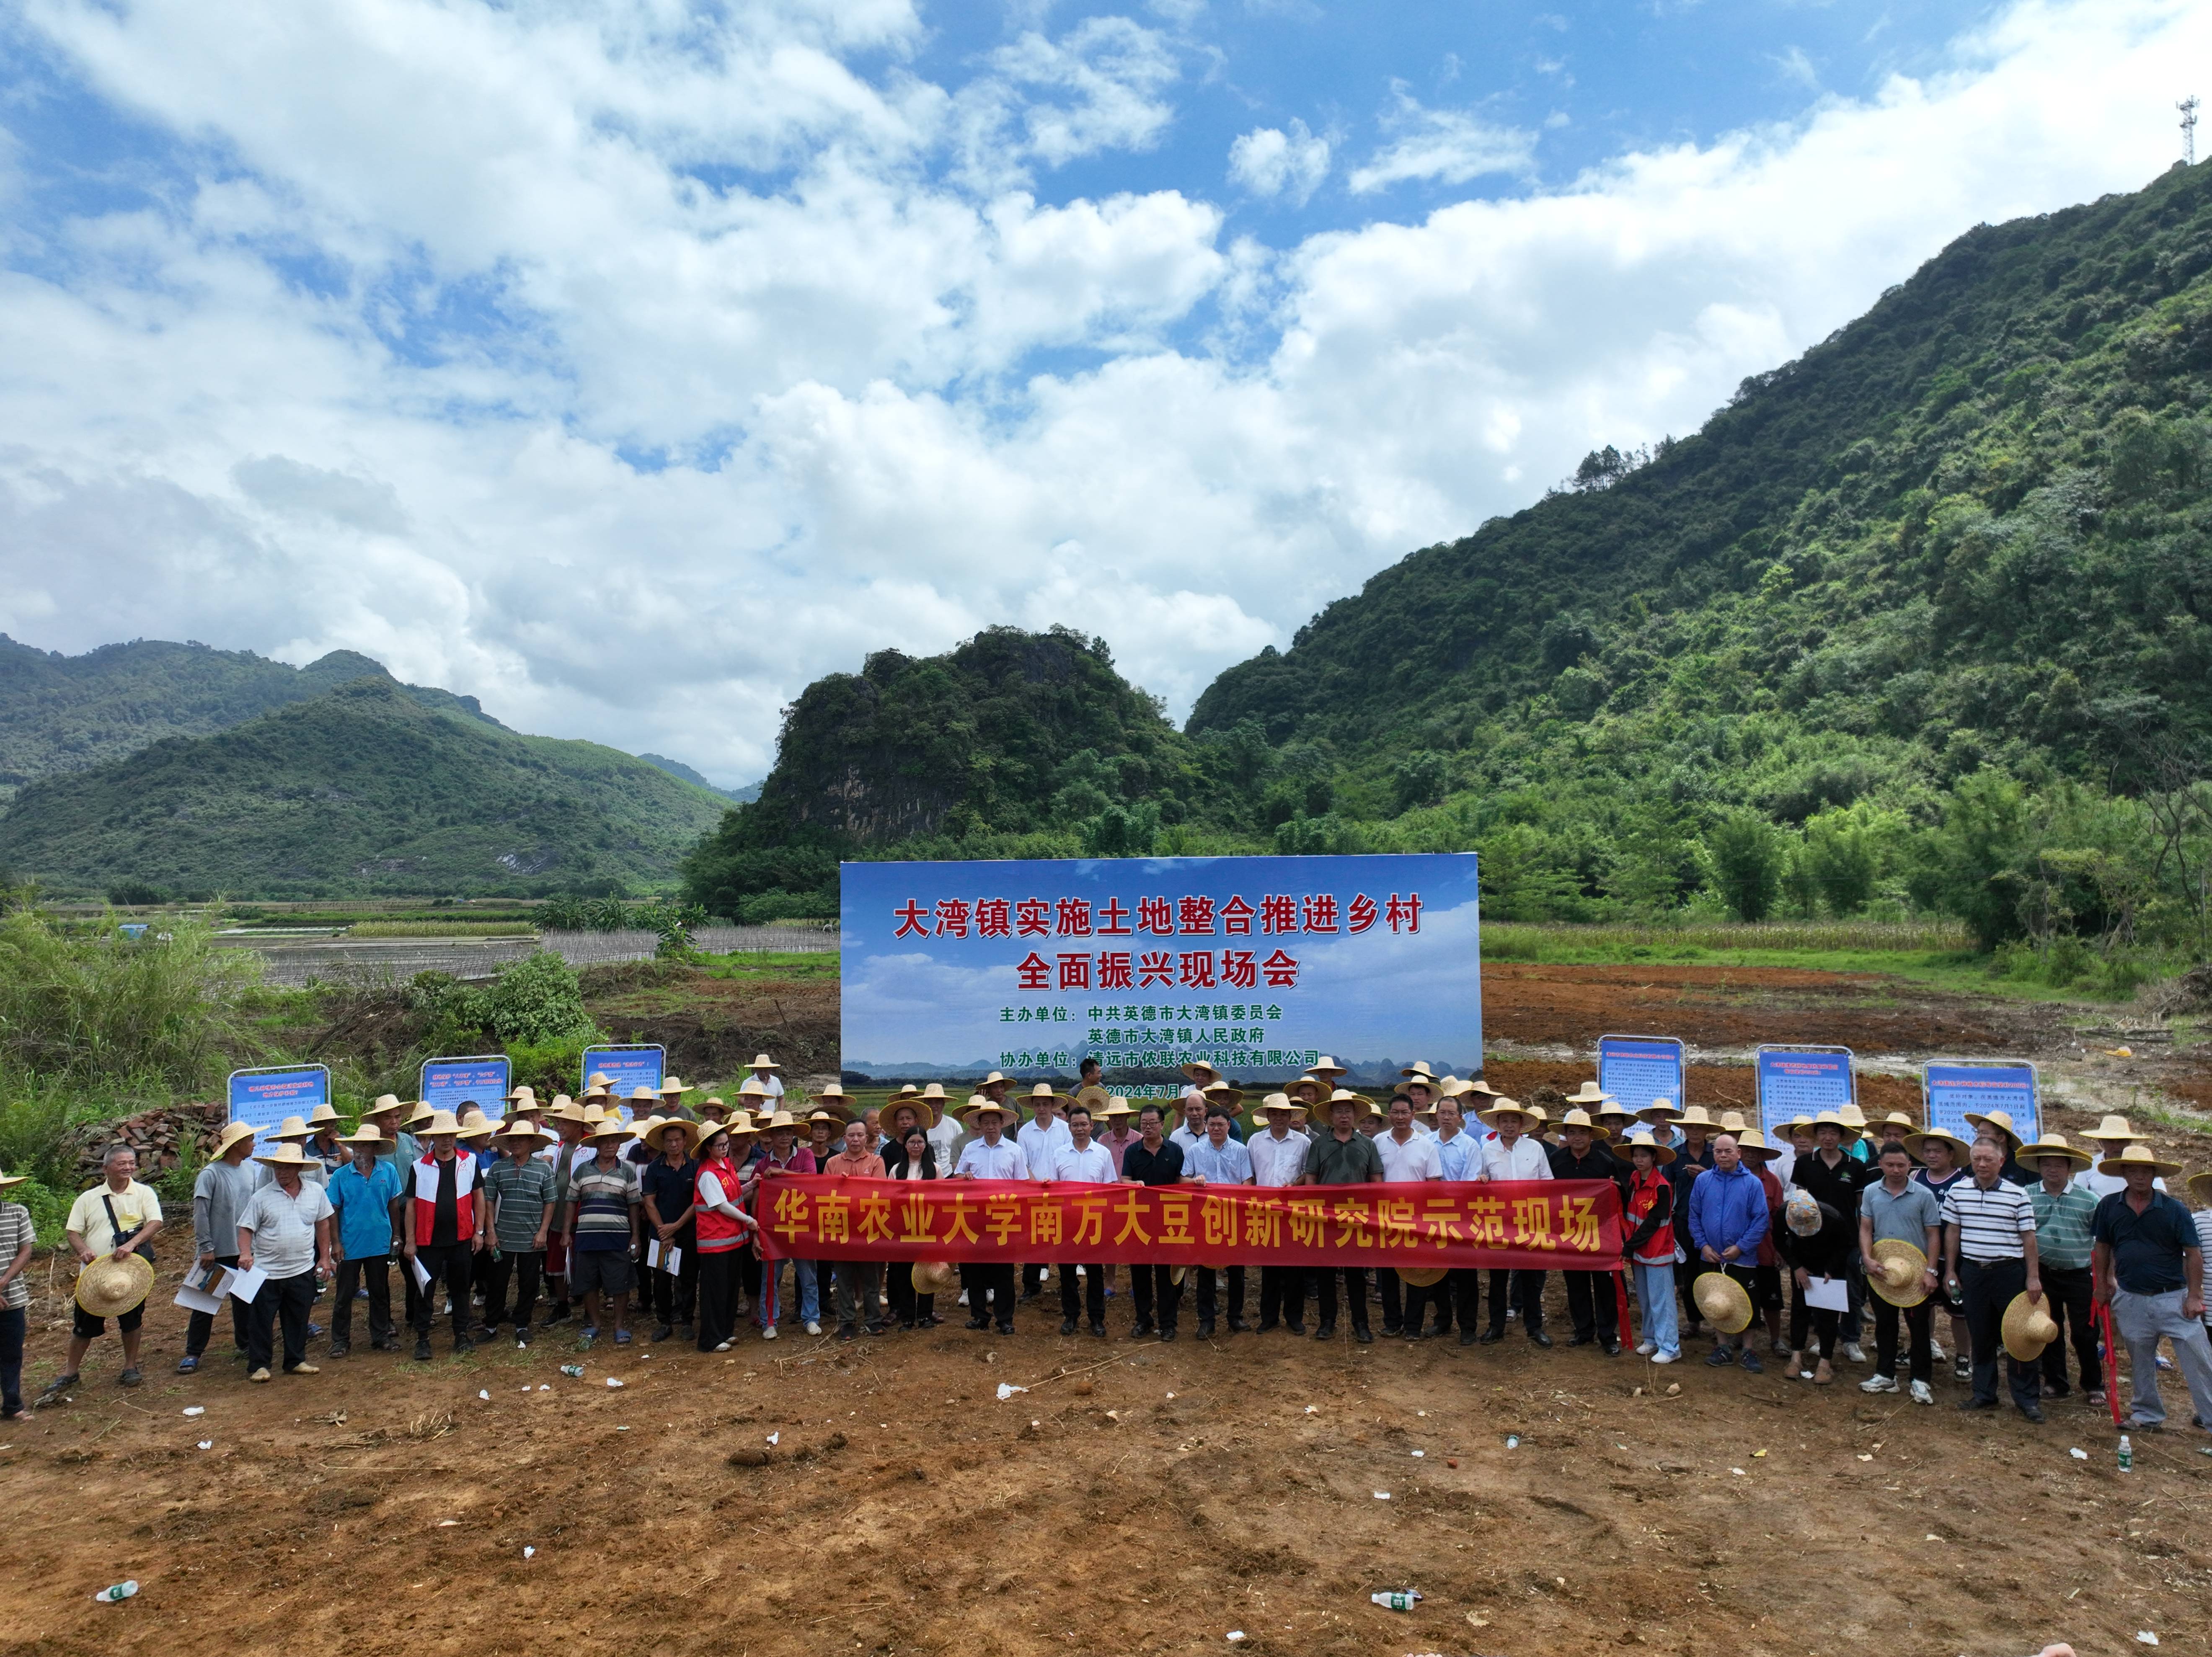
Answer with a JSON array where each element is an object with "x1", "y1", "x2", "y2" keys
[{"x1": 693, "y1": 1126, "x2": 755, "y2": 1352}]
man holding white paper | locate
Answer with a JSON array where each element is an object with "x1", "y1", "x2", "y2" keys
[
  {"x1": 1778, "y1": 1189, "x2": 1853, "y2": 1385},
  {"x1": 236, "y1": 1143, "x2": 334, "y2": 1383},
  {"x1": 180, "y1": 1121, "x2": 258, "y2": 1373}
]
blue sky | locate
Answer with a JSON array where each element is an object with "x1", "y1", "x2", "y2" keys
[{"x1": 0, "y1": 0, "x2": 2197, "y2": 783}]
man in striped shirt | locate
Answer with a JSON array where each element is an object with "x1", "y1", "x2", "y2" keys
[
  {"x1": 1941, "y1": 1139, "x2": 2045, "y2": 1421},
  {"x1": 2025, "y1": 1135, "x2": 2102, "y2": 1405}
]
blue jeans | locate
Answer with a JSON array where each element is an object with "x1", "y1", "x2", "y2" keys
[
  {"x1": 1633, "y1": 1262, "x2": 1680, "y2": 1357},
  {"x1": 760, "y1": 1257, "x2": 819, "y2": 1325}
]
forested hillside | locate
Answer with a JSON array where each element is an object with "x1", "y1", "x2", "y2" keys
[
  {"x1": 0, "y1": 635, "x2": 504, "y2": 801},
  {"x1": 0, "y1": 676, "x2": 725, "y2": 898}
]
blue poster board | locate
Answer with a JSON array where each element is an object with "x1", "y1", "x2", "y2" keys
[
  {"x1": 1595, "y1": 1035, "x2": 1684, "y2": 1117},
  {"x1": 422, "y1": 1054, "x2": 511, "y2": 1123},
  {"x1": 227, "y1": 1065, "x2": 331, "y2": 1158},
  {"x1": 841, "y1": 852, "x2": 1481, "y2": 1085},
  {"x1": 1755, "y1": 1047, "x2": 1857, "y2": 1138},
  {"x1": 1923, "y1": 1061, "x2": 2039, "y2": 1143},
  {"x1": 582, "y1": 1045, "x2": 664, "y2": 1119}
]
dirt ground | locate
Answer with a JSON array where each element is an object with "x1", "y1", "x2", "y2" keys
[{"x1": 7, "y1": 960, "x2": 2209, "y2": 1657}]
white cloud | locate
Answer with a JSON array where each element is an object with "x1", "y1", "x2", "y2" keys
[
  {"x1": 1227, "y1": 119, "x2": 1331, "y2": 204},
  {"x1": 1346, "y1": 84, "x2": 1537, "y2": 194},
  {"x1": 0, "y1": 0, "x2": 2203, "y2": 787}
]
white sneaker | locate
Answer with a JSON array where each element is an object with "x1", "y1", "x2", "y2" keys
[
  {"x1": 1841, "y1": 1342, "x2": 1867, "y2": 1363},
  {"x1": 761, "y1": 1325, "x2": 778, "y2": 1341},
  {"x1": 1635, "y1": 1340, "x2": 1656, "y2": 1356},
  {"x1": 958, "y1": 1290, "x2": 970, "y2": 1306},
  {"x1": 1861, "y1": 1373, "x2": 1899, "y2": 1394},
  {"x1": 1928, "y1": 1340, "x2": 1945, "y2": 1362},
  {"x1": 1909, "y1": 1380, "x2": 1935, "y2": 1405},
  {"x1": 1651, "y1": 1350, "x2": 1677, "y2": 1364},
  {"x1": 712, "y1": 1340, "x2": 732, "y2": 1352},
  {"x1": 805, "y1": 1320, "x2": 822, "y2": 1337}
]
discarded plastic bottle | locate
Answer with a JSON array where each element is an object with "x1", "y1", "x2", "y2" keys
[
  {"x1": 559, "y1": 1364, "x2": 586, "y2": 1378},
  {"x1": 1370, "y1": 1591, "x2": 1423, "y2": 1611},
  {"x1": 95, "y1": 1582, "x2": 139, "y2": 1604},
  {"x1": 1505, "y1": 1434, "x2": 1520, "y2": 1449},
  {"x1": 2117, "y1": 1435, "x2": 2133, "y2": 1473}
]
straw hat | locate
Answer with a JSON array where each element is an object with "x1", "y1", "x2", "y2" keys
[
  {"x1": 1477, "y1": 1097, "x2": 1541, "y2": 1130},
  {"x1": 816, "y1": 1080, "x2": 855, "y2": 1106},
  {"x1": 697, "y1": 1096, "x2": 729, "y2": 1118},
  {"x1": 1396, "y1": 1265, "x2": 1448, "y2": 1288},
  {"x1": 721, "y1": 1110, "x2": 759, "y2": 1138},
  {"x1": 885, "y1": 1091, "x2": 941, "y2": 1132},
  {"x1": 505, "y1": 1083, "x2": 537, "y2": 1103},
  {"x1": 547, "y1": 1098, "x2": 589, "y2": 1127},
  {"x1": 1561, "y1": 1081, "x2": 1613, "y2": 1107},
  {"x1": 1181, "y1": 1060, "x2": 1222, "y2": 1085},
  {"x1": 1024, "y1": 1082, "x2": 1072, "y2": 1109},
  {"x1": 1254, "y1": 1092, "x2": 1308, "y2": 1121},
  {"x1": 2082, "y1": 1114, "x2": 2141, "y2": 1143},
  {"x1": 804, "y1": 1109, "x2": 850, "y2": 1137},
  {"x1": 2001, "y1": 1293, "x2": 2062, "y2": 1362},
  {"x1": 338, "y1": 1122, "x2": 387, "y2": 1147},
  {"x1": 1867, "y1": 1239, "x2": 1931, "y2": 1308},
  {"x1": 807, "y1": 1093, "x2": 856, "y2": 1128},
  {"x1": 961, "y1": 1096, "x2": 1018, "y2": 1129},
  {"x1": 626, "y1": 1084, "x2": 661, "y2": 1109},
  {"x1": 1810, "y1": 1110, "x2": 1861, "y2": 1143},
  {"x1": 1636, "y1": 1097, "x2": 1683, "y2": 1124},
  {"x1": 1616, "y1": 1130, "x2": 1675, "y2": 1165},
  {"x1": 1733, "y1": 1128, "x2": 1782, "y2": 1162},
  {"x1": 495, "y1": 1118, "x2": 548, "y2": 1146},
  {"x1": 363, "y1": 1093, "x2": 405, "y2": 1119},
  {"x1": 1779, "y1": 1114, "x2": 1818, "y2": 1143},
  {"x1": 209, "y1": 1119, "x2": 259, "y2": 1159},
  {"x1": 911, "y1": 1259, "x2": 959, "y2": 1295},
  {"x1": 1674, "y1": 1105, "x2": 1721, "y2": 1133},
  {"x1": 747, "y1": 1053, "x2": 782, "y2": 1072},
  {"x1": 1717, "y1": 1111, "x2": 1753, "y2": 1138},
  {"x1": 759, "y1": 1110, "x2": 804, "y2": 1134},
  {"x1": 1323, "y1": 1089, "x2": 1381, "y2": 1122},
  {"x1": 2018, "y1": 1132, "x2": 2092, "y2": 1169},
  {"x1": 420, "y1": 1108, "x2": 465, "y2": 1137},
  {"x1": 2186, "y1": 1169, "x2": 2212, "y2": 1204},
  {"x1": 1309, "y1": 1056, "x2": 1348, "y2": 1080},
  {"x1": 1399, "y1": 1061, "x2": 1438, "y2": 1082},
  {"x1": 403, "y1": 1100, "x2": 437, "y2": 1130},
  {"x1": 253, "y1": 1141, "x2": 319, "y2": 1172},
  {"x1": 1549, "y1": 1107, "x2": 1611, "y2": 1141},
  {"x1": 1693, "y1": 1272, "x2": 1754, "y2": 1334},
  {"x1": 658, "y1": 1076, "x2": 692, "y2": 1097},
  {"x1": 1869, "y1": 1111, "x2": 1918, "y2": 1135},
  {"x1": 581, "y1": 1085, "x2": 610, "y2": 1105},
  {"x1": 456, "y1": 1112, "x2": 498, "y2": 1143},
  {"x1": 306, "y1": 1101, "x2": 343, "y2": 1129},
  {"x1": 1903, "y1": 1127, "x2": 1972, "y2": 1165},
  {"x1": 1201, "y1": 1081, "x2": 1246, "y2": 1110},
  {"x1": 975, "y1": 1073, "x2": 1012, "y2": 1094},
  {"x1": 0, "y1": 1165, "x2": 26, "y2": 1191},
  {"x1": 583, "y1": 1116, "x2": 635, "y2": 1144},
  {"x1": 1096, "y1": 1096, "x2": 1139, "y2": 1123},
  {"x1": 2095, "y1": 1143, "x2": 2181, "y2": 1178},
  {"x1": 586, "y1": 1071, "x2": 614, "y2": 1090},
  {"x1": 1285, "y1": 1074, "x2": 1330, "y2": 1107},
  {"x1": 1072, "y1": 1084, "x2": 1111, "y2": 1110},
  {"x1": 736, "y1": 1077, "x2": 774, "y2": 1104},
  {"x1": 1963, "y1": 1109, "x2": 2024, "y2": 1152},
  {"x1": 74, "y1": 1252, "x2": 154, "y2": 1318},
  {"x1": 266, "y1": 1115, "x2": 316, "y2": 1142}
]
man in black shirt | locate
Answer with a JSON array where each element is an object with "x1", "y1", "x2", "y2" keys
[
  {"x1": 1794, "y1": 1113, "x2": 1873, "y2": 1360},
  {"x1": 1545, "y1": 1108, "x2": 1624, "y2": 1354},
  {"x1": 1301, "y1": 1093, "x2": 1384, "y2": 1344},
  {"x1": 1121, "y1": 1105, "x2": 1186, "y2": 1341}
]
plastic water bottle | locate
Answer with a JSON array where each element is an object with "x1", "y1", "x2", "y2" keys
[
  {"x1": 1370, "y1": 1591, "x2": 1422, "y2": 1611},
  {"x1": 95, "y1": 1581, "x2": 139, "y2": 1603},
  {"x1": 559, "y1": 1364, "x2": 586, "y2": 1378},
  {"x1": 2117, "y1": 1434, "x2": 2133, "y2": 1473},
  {"x1": 1505, "y1": 1434, "x2": 1520, "y2": 1449}
]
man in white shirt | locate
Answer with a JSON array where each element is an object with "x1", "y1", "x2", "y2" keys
[
  {"x1": 1248, "y1": 1094, "x2": 1311, "y2": 1334},
  {"x1": 1168, "y1": 1093, "x2": 1212, "y2": 1154},
  {"x1": 1051, "y1": 1102, "x2": 1117, "y2": 1337},
  {"x1": 1417, "y1": 1088, "x2": 1483, "y2": 1341},
  {"x1": 953, "y1": 1099, "x2": 1026, "y2": 1333},
  {"x1": 2075, "y1": 1117, "x2": 2168, "y2": 1199},
  {"x1": 1183, "y1": 1106, "x2": 1255, "y2": 1337},
  {"x1": 1375, "y1": 1093, "x2": 1444, "y2": 1335},
  {"x1": 744, "y1": 1054, "x2": 786, "y2": 1107},
  {"x1": 1476, "y1": 1101, "x2": 1554, "y2": 1347},
  {"x1": 1016, "y1": 1085, "x2": 1073, "y2": 1301}
]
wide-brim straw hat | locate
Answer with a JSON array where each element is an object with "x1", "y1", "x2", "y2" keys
[
  {"x1": 1693, "y1": 1272, "x2": 1753, "y2": 1334},
  {"x1": 2188, "y1": 1169, "x2": 2212, "y2": 1204},
  {"x1": 585, "y1": 1071, "x2": 614, "y2": 1090},
  {"x1": 1674, "y1": 1105, "x2": 1721, "y2": 1132},
  {"x1": 495, "y1": 1118, "x2": 549, "y2": 1146},
  {"x1": 419, "y1": 1108, "x2": 465, "y2": 1137},
  {"x1": 2082, "y1": 1114, "x2": 2141, "y2": 1143},
  {"x1": 1616, "y1": 1132, "x2": 1675, "y2": 1165},
  {"x1": 456, "y1": 1114, "x2": 499, "y2": 1143},
  {"x1": 75, "y1": 1252, "x2": 154, "y2": 1318},
  {"x1": 748, "y1": 1053, "x2": 782, "y2": 1072},
  {"x1": 806, "y1": 1097, "x2": 855, "y2": 1128},
  {"x1": 721, "y1": 1110, "x2": 760, "y2": 1138},
  {"x1": 266, "y1": 1115, "x2": 316, "y2": 1142},
  {"x1": 736, "y1": 1078, "x2": 774, "y2": 1102},
  {"x1": 209, "y1": 1119, "x2": 260, "y2": 1159},
  {"x1": 337, "y1": 1122, "x2": 387, "y2": 1147},
  {"x1": 759, "y1": 1110, "x2": 804, "y2": 1133},
  {"x1": 1072, "y1": 1084, "x2": 1111, "y2": 1110},
  {"x1": 1309, "y1": 1056, "x2": 1348, "y2": 1079},
  {"x1": 884, "y1": 1093, "x2": 941, "y2": 1131},
  {"x1": 1286, "y1": 1075, "x2": 1330, "y2": 1106},
  {"x1": 1717, "y1": 1111, "x2": 1754, "y2": 1138},
  {"x1": 911, "y1": 1259, "x2": 959, "y2": 1295},
  {"x1": 505, "y1": 1083, "x2": 537, "y2": 1103},
  {"x1": 1810, "y1": 1110, "x2": 1862, "y2": 1143},
  {"x1": 1837, "y1": 1103, "x2": 1868, "y2": 1129},
  {"x1": 1868, "y1": 1239, "x2": 1932, "y2": 1308},
  {"x1": 0, "y1": 1166, "x2": 26, "y2": 1190},
  {"x1": 1096, "y1": 1096, "x2": 1139, "y2": 1122},
  {"x1": 1871, "y1": 1112, "x2": 1918, "y2": 1135},
  {"x1": 255, "y1": 1141, "x2": 318, "y2": 1170},
  {"x1": 1634, "y1": 1097, "x2": 1683, "y2": 1124},
  {"x1": 547, "y1": 1099, "x2": 590, "y2": 1127},
  {"x1": 1964, "y1": 1109, "x2": 2024, "y2": 1151},
  {"x1": 1024, "y1": 1083, "x2": 1072, "y2": 1109},
  {"x1": 697, "y1": 1096, "x2": 729, "y2": 1117},
  {"x1": 1201, "y1": 1081, "x2": 1246, "y2": 1109},
  {"x1": 1181, "y1": 1060, "x2": 1222, "y2": 1085},
  {"x1": 1561, "y1": 1081, "x2": 1613, "y2": 1107},
  {"x1": 584, "y1": 1117, "x2": 636, "y2": 1144},
  {"x1": 1323, "y1": 1089, "x2": 1381, "y2": 1122},
  {"x1": 306, "y1": 1101, "x2": 343, "y2": 1128},
  {"x1": 961, "y1": 1097, "x2": 1019, "y2": 1128},
  {"x1": 1400, "y1": 1061, "x2": 1438, "y2": 1082},
  {"x1": 1548, "y1": 1107, "x2": 1611, "y2": 1141},
  {"x1": 403, "y1": 1100, "x2": 437, "y2": 1130},
  {"x1": 1477, "y1": 1098, "x2": 1541, "y2": 1130},
  {"x1": 1254, "y1": 1092, "x2": 1308, "y2": 1120},
  {"x1": 2002, "y1": 1292, "x2": 2062, "y2": 1361},
  {"x1": 658, "y1": 1076, "x2": 692, "y2": 1096},
  {"x1": 364, "y1": 1093, "x2": 405, "y2": 1119},
  {"x1": 1903, "y1": 1128, "x2": 1972, "y2": 1164},
  {"x1": 1396, "y1": 1265, "x2": 1448, "y2": 1288},
  {"x1": 1732, "y1": 1128, "x2": 1782, "y2": 1162},
  {"x1": 2018, "y1": 1133, "x2": 2092, "y2": 1169},
  {"x1": 2095, "y1": 1143, "x2": 2181, "y2": 1178}
]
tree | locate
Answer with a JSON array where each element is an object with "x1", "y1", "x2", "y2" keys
[{"x1": 1703, "y1": 812, "x2": 1785, "y2": 923}]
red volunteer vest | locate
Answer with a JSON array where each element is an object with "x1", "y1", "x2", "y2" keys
[
  {"x1": 411, "y1": 1152, "x2": 480, "y2": 1245},
  {"x1": 695, "y1": 1157, "x2": 745, "y2": 1253}
]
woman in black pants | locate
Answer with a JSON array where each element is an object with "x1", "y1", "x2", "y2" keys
[{"x1": 883, "y1": 1128, "x2": 942, "y2": 1328}]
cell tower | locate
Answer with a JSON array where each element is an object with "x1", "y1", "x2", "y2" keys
[{"x1": 2183, "y1": 96, "x2": 2200, "y2": 166}]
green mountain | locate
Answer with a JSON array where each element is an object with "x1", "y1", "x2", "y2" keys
[
  {"x1": 1173, "y1": 160, "x2": 2212, "y2": 946},
  {"x1": 0, "y1": 635, "x2": 500, "y2": 803},
  {"x1": 0, "y1": 676, "x2": 726, "y2": 898},
  {"x1": 637, "y1": 752, "x2": 755, "y2": 803}
]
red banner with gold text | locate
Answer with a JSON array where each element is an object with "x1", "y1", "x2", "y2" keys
[{"x1": 752, "y1": 1178, "x2": 1625, "y2": 1272}]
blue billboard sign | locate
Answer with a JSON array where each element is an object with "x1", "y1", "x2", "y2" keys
[
  {"x1": 1924, "y1": 1060, "x2": 2039, "y2": 1143},
  {"x1": 1755, "y1": 1046, "x2": 1858, "y2": 1137},
  {"x1": 227, "y1": 1064, "x2": 331, "y2": 1158},
  {"x1": 421, "y1": 1054, "x2": 511, "y2": 1123},
  {"x1": 582, "y1": 1045, "x2": 664, "y2": 1118},
  {"x1": 841, "y1": 852, "x2": 1481, "y2": 1087},
  {"x1": 1596, "y1": 1035, "x2": 1684, "y2": 1117}
]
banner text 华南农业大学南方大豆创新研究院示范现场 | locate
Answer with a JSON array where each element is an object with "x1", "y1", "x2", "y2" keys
[{"x1": 752, "y1": 1178, "x2": 1622, "y2": 1274}]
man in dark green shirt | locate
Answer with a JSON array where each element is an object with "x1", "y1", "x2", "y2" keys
[{"x1": 1301, "y1": 1092, "x2": 1383, "y2": 1344}]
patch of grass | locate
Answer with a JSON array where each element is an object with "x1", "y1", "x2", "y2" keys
[
  {"x1": 346, "y1": 920, "x2": 539, "y2": 938},
  {"x1": 693, "y1": 950, "x2": 840, "y2": 981}
]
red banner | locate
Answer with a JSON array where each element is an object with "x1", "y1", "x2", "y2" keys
[{"x1": 752, "y1": 1178, "x2": 1625, "y2": 1272}]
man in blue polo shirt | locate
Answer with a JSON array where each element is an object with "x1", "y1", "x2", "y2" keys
[
  {"x1": 326, "y1": 1123, "x2": 404, "y2": 1356},
  {"x1": 2091, "y1": 1144, "x2": 2212, "y2": 1432}
]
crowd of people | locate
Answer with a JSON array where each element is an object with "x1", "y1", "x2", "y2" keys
[{"x1": 3, "y1": 1053, "x2": 2209, "y2": 1437}]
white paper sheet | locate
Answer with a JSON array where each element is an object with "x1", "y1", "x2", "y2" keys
[
  {"x1": 410, "y1": 1256, "x2": 432, "y2": 1290},
  {"x1": 223, "y1": 1264, "x2": 268, "y2": 1302},
  {"x1": 173, "y1": 1282, "x2": 226, "y2": 1314},
  {"x1": 1803, "y1": 1273, "x2": 1850, "y2": 1312}
]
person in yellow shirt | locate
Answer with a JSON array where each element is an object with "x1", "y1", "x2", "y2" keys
[{"x1": 42, "y1": 1144, "x2": 165, "y2": 1399}]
